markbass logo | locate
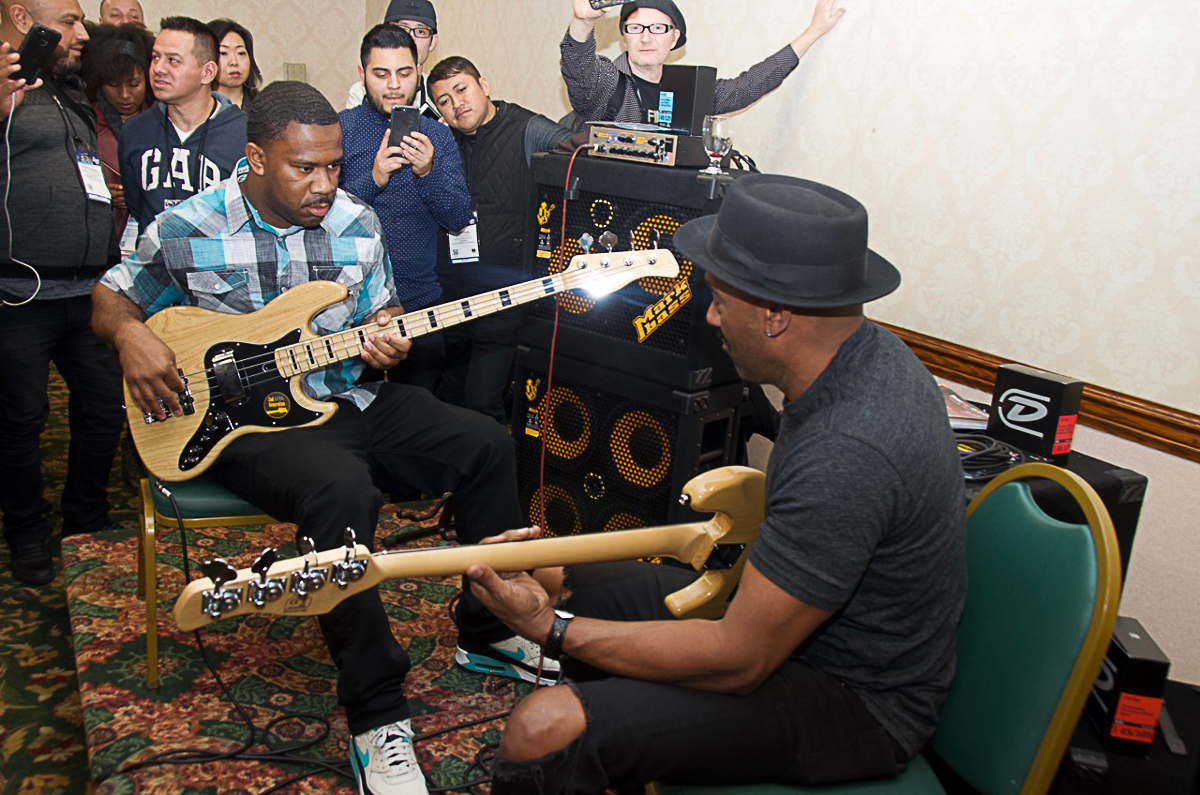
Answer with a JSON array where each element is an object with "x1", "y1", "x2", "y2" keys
[
  {"x1": 633, "y1": 278, "x2": 691, "y2": 342},
  {"x1": 537, "y1": 202, "x2": 555, "y2": 225}
]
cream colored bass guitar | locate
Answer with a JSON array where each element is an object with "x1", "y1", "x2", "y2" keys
[
  {"x1": 173, "y1": 466, "x2": 765, "y2": 630},
  {"x1": 128, "y1": 250, "x2": 679, "y2": 480}
]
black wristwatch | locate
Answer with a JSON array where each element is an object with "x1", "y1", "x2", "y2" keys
[{"x1": 543, "y1": 608, "x2": 575, "y2": 661}]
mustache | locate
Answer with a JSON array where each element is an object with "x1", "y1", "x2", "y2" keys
[{"x1": 302, "y1": 195, "x2": 334, "y2": 208}]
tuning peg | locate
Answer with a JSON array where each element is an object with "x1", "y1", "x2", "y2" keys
[
  {"x1": 198, "y1": 558, "x2": 243, "y2": 619},
  {"x1": 578, "y1": 232, "x2": 594, "y2": 254},
  {"x1": 299, "y1": 536, "x2": 316, "y2": 555},
  {"x1": 599, "y1": 231, "x2": 617, "y2": 253},
  {"x1": 199, "y1": 558, "x2": 237, "y2": 588},
  {"x1": 649, "y1": 228, "x2": 660, "y2": 249},
  {"x1": 343, "y1": 528, "x2": 357, "y2": 548},
  {"x1": 247, "y1": 548, "x2": 286, "y2": 607},
  {"x1": 251, "y1": 547, "x2": 279, "y2": 579},
  {"x1": 332, "y1": 530, "x2": 370, "y2": 588}
]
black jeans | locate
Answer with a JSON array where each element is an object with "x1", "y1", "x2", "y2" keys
[
  {"x1": 437, "y1": 259, "x2": 525, "y2": 424},
  {"x1": 209, "y1": 383, "x2": 524, "y2": 735},
  {"x1": 0, "y1": 296, "x2": 124, "y2": 546},
  {"x1": 491, "y1": 562, "x2": 905, "y2": 795}
]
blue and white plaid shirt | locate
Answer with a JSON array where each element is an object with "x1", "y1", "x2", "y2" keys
[{"x1": 100, "y1": 163, "x2": 399, "y2": 409}]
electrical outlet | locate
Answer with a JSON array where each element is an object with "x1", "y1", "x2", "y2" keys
[{"x1": 283, "y1": 62, "x2": 308, "y2": 83}]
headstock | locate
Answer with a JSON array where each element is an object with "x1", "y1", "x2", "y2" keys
[
  {"x1": 558, "y1": 248, "x2": 679, "y2": 296},
  {"x1": 173, "y1": 528, "x2": 380, "y2": 630}
]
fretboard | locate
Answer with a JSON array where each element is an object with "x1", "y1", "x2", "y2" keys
[{"x1": 274, "y1": 273, "x2": 566, "y2": 378}]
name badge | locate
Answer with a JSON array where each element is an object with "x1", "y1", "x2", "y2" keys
[
  {"x1": 76, "y1": 150, "x2": 111, "y2": 205},
  {"x1": 449, "y1": 213, "x2": 480, "y2": 264},
  {"x1": 119, "y1": 218, "x2": 139, "y2": 256}
]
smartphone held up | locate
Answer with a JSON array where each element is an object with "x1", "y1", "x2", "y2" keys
[
  {"x1": 389, "y1": 104, "x2": 420, "y2": 151},
  {"x1": 12, "y1": 24, "x2": 61, "y2": 87}
]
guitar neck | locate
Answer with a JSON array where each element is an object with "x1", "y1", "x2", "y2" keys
[
  {"x1": 274, "y1": 272, "x2": 565, "y2": 379},
  {"x1": 370, "y1": 522, "x2": 713, "y2": 582}
]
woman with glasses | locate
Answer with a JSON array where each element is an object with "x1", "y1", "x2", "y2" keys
[
  {"x1": 561, "y1": 0, "x2": 845, "y2": 130},
  {"x1": 343, "y1": 0, "x2": 443, "y2": 118},
  {"x1": 208, "y1": 18, "x2": 263, "y2": 111}
]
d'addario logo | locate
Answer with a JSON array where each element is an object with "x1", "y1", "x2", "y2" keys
[{"x1": 996, "y1": 388, "x2": 1050, "y2": 438}]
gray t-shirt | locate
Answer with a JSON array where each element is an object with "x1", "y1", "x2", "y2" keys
[{"x1": 749, "y1": 320, "x2": 967, "y2": 757}]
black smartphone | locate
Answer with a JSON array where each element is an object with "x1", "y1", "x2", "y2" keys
[
  {"x1": 589, "y1": 0, "x2": 636, "y2": 7},
  {"x1": 11, "y1": 24, "x2": 61, "y2": 86},
  {"x1": 388, "y1": 105, "x2": 420, "y2": 150}
]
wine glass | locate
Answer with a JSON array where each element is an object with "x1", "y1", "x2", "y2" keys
[{"x1": 701, "y1": 115, "x2": 732, "y2": 174}]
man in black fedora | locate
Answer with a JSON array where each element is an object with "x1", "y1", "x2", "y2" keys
[{"x1": 464, "y1": 175, "x2": 969, "y2": 793}]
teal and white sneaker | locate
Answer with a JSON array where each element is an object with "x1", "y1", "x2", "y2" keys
[
  {"x1": 349, "y1": 719, "x2": 427, "y2": 795},
  {"x1": 455, "y1": 635, "x2": 561, "y2": 685}
]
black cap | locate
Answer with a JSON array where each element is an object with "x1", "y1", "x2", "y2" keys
[
  {"x1": 385, "y1": 0, "x2": 437, "y2": 33},
  {"x1": 619, "y1": 0, "x2": 686, "y2": 49}
]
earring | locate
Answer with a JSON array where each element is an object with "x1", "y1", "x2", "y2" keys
[{"x1": 765, "y1": 330, "x2": 773, "y2": 338}]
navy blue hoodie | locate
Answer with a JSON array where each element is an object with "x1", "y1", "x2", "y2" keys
[{"x1": 118, "y1": 91, "x2": 247, "y2": 232}]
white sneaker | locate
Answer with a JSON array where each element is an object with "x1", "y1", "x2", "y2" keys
[
  {"x1": 349, "y1": 719, "x2": 427, "y2": 795},
  {"x1": 455, "y1": 634, "x2": 562, "y2": 685}
]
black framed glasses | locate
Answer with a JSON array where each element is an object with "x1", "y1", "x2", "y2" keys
[
  {"x1": 621, "y1": 22, "x2": 675, "y2": 35},
  {"x1": 394, "y1": 23, "x2": 434, "y2": 38}
]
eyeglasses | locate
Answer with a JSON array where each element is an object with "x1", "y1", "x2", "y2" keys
[
  {"x1": 394, "y1": 23, "x2": 434, "y2": 38},
  {"x1": 621, "y1": 22, "x2": 675, "y2": 35}
]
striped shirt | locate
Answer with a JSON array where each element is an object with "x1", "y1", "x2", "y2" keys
[{"x1": 99, "y1": 164, "x2": 399, "y2": 409}]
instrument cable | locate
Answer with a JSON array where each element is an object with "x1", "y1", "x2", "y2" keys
[
  {"x1": 955, "y1": 433, "x2": 1030, "y2": 481},
  {"x1": 120, "y1": 481, "x2": 518, "y2": 793},
  {"x1": 537, "y1": 142, "x2": 596, "y2": 532}
]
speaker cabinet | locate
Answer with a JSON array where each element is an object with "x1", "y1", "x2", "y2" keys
[
  {"x1": 522, "y1": 153, "x2": 750, "y2": 390},
  {"x1": 512, "y1": 344, "x2": 744, "y2": 538}
]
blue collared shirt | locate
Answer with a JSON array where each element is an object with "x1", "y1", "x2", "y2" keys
[
  {"x1": 100, "y1": 162, "x2": 399, "y2": 409},
  {"x1": 338, "y1": 101, "x2": 472, "y2": 310}
]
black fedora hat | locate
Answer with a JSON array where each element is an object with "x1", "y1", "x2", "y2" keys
[{"x1": 674, "y1": 174, "x2": 900, "y2": 308}]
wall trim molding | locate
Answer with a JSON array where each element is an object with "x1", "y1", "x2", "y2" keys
[{"x1": 878, "y1": 322, "x2": 1200, "y2": 464}]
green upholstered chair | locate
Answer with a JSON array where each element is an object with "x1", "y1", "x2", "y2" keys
[
  {"x1": 137, "y1": 477, "x2": 276, "y2": 688},
  {"x1": 655, "y1": 462, "x2": 1122, "y2": 795}
]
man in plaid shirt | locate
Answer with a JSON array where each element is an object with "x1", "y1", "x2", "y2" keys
[{"x1": 93, "y1": 81, "x2": 533, "y2": 795}]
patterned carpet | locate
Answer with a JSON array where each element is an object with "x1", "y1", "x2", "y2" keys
[
  {"x1": 0, "y1": 369, "x2": 137, "y2": 795},
  {"x1": 1, "y1": 370, "x2": 528, "y2": 794},
  {"x1": 65, "y1": 521, "x2": 528, "y2": 795}
]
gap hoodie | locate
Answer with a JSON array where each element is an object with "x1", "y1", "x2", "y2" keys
[{"x1": 118, "y1": 91, "x2": 247, "y2": 232}]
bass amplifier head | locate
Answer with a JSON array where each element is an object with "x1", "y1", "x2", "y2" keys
[{"x1": 522, "y1": 153, "x2": 750, "y2": 390}]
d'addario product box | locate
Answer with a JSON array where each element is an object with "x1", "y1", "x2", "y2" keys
[
  {"x1": 986, "y1": 364, "x2": 1083, "y2": 463},
  {"x1": 1086, "y1": 616, "x2": 1170, "y2": 755}
]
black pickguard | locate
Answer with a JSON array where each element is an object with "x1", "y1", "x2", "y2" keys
[{"x1": 177, "y1": 330, "x2": 322, "y2": 471}]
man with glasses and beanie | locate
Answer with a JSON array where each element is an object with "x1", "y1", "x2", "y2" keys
[
  {"x1": 462, "y1": 175, "x2": 969, "y2": 793},
  {"x1": 346, "y1": 0, "x2": 441, "y2": 118},
  {"x1": 561, "y1": 0, "x2": 845, "y2": 128}
]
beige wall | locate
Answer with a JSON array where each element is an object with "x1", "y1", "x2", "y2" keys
[
  {"x1": 128, "y1": 1, "x2": 1200, "y2": 680},
  {"x1": 132, "y1": 0, "x2": 367, "y2": 107}
]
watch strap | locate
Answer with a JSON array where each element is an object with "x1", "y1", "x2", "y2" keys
[{"x1": 543, "y1": 612, "x2": 574, "y2": 661}]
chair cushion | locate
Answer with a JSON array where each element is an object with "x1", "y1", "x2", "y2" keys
[
  {"x1": 150, "y1": 477, "x2": 270, "y2": 520},
  {"x1": 656, "y1": 755, "x2": 943, "y2": 795}
]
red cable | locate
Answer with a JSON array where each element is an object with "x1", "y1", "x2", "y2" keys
[{"x1": 536, "y1": 143, "x2": 591, "y2": 534}]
